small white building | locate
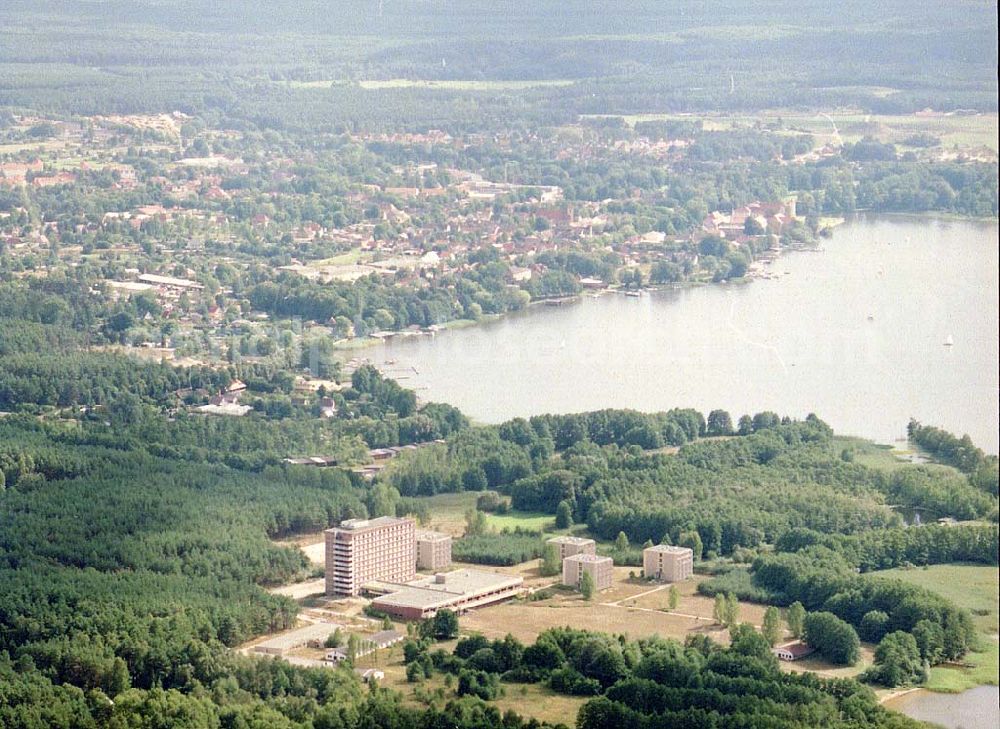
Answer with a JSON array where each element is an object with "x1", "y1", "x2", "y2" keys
[
  {"x1": 773, "y1": 642, "x2": 815, "y2": 662},
  {"x1": 355, "y1": 668, "x2": 384, "y2": 683}
]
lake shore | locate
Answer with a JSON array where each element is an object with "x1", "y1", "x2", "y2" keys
[
  {"x1": 332, "y1": 230, "x2": 837, "y2": 355},
  {"x1": 360, "y1": 215, "x2": 999, "y2": 450}
]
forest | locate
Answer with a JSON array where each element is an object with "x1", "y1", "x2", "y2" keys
[
  {"x1": 0, "y1": 0, "x2": 996, "y2": 130},
  {"x1": 400, "y1": 625, "x2": 925, "y2": 728},
  {"x1": 2, "y1": 322, "x2": 997, "y2": 725}
]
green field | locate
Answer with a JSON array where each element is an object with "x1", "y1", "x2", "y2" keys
[
  {"x1": 314, "y1": 248, "x2": 365, "y2": 266},
  {"x1": 484, "y1": 511, "x2": 555, "y2": 532},
  {"x1": 412, "y1": 491, "x2": 564, "y2": 535},
  {"x1": 874, "y1": 564, "x2": 999, "y2": 691}
]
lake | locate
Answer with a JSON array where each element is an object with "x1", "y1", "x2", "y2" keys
[
  {"x1": 372, "y1": 215, "x2": 999, "y2": 452},
  {"x1": 884, "y1": 685, "x2": 1000, "y2": 729}
]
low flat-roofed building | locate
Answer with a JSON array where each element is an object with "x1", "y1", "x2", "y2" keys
[
  {"x1": 643, "y1": 544, "x2": 693, "y2": 583},
  {"x1": 252, "y1": 622, "x2": 343, "y2": 657},
  {"x1": 283, "y1": 456, "x2": 340, "y2": 467},
  {"x1": 546, "y1": 535, "x2": 596, "y2": 560},
  {"x1": 415, "y1": 530, "x2": 452, "y2": 571},
  {"x1": 561, "y1": 553, "x2": 613, "y2": 592},
  {"x1": 369, "y1": 568, "x2": 524, "y2": 620}
]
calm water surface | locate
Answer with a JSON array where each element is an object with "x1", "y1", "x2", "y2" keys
[
  {"x1": 884, "y1": 685, "x2": 1000, "y2": 729},
  {"x1": 373, "y1": 216, "x2": 999, "y2": 451}
]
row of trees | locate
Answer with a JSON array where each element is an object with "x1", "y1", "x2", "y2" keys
[{"x1": 908, "y1": 419, "x2": 998, "y2": 495}]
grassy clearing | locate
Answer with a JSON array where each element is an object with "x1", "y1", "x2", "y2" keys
[
  {"x1": 485, "y1": 511, "x2": 554, "y2": 532},
  {"x1": 411, "y1": 491, "x2": 564, "y2": 536},
  {"x1": 873, "y1": 564, "x2": 999, "y2": 691},
  {"x1": 411, "y1": 491, "x2": 479, "y2": 535},
  {"x1": 873, "y1": 564, "x2": 998, "y2": 633},
  {"x1": 925, "y1": 640, "x2": 999, "y2": 692},
  {"x1": 314, "y1": 248, "x2": 364, "y2": 266},
  {"x1": 492, "y1": 683, "x2": 586, "y2": 725}
]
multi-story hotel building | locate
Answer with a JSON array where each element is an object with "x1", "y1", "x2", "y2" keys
[
  {"x1": 415, "y1": 530, "x2": 452, "y2": 571},
  {"x1": 561, "y1": 553, "x2": 613, "y2": 592},
  {"x1": 325, "y1": 516, "x2": 416, "y2": 596},
  {"x1": 643, "y1": 544, "x2": 693, "y2": 583}
]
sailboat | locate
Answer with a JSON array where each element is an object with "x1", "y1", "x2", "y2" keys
[{"x1": 944, "y1": 334, "x2": 954, "y2": 347}]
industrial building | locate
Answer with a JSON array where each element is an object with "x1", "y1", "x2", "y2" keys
[
  {"x1": 367, "y1": 569, "x2": 524, "y2": 620},
  {"x1": 325, "y1": 516, "x2": 416, "y2": 596},
  {"x1": 415, "y1": 530, "x2": 452, "y2": 571},
  {"x1": 561, "y1": 553, "x2": 613, "y2": 592},
  {"x1": 546, "y1": 535, "x2": 596, "y2": 560},
  {"x1": 643, "y1": 544, "x2": 693, "y2": 583}
]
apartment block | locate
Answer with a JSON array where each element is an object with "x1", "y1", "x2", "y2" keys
[
  {"x1": 561, "y1": 553, "x2": 613, "y2": 592},
  {"x1": 643, "y1": 544, "x2": 693, "y2": 583},
  {"x1": 415, "y1": 530, "x2": 452, "y2": 571},
  {"x1": 325, "y1": 516, "x2": 416, "y2": 596},
  {"x1": 546, "y1": 535, "x2": 596, "y2": 560}
]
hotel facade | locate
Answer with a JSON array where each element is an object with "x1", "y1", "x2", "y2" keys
[{"x1": 325, "y1": 516, "x2": 416, "y2": 596}]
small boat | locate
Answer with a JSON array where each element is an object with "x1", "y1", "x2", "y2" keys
[{"x1": 944, "y1": 335, "x2": 954, "y2": 347}]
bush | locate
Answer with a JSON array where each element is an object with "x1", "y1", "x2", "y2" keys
[
  {"x1": 697, "y1": 568, "x2": 776, "y2": 603},
  {"x1": 862, "y1": 632, "x2": 927, "y2": 687},
  {"x1": 860, "y1": 610, "x2": 890, "y2": 642},
  {"x1": 803, "y1": 612, "x2": 861, "y2": 666},
  {"x1": 549, "y1": 667, "x2": 602, "y2": 696},
  {"x1": 457, "y1": 668, "x2": 500, "y2": 700}
]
